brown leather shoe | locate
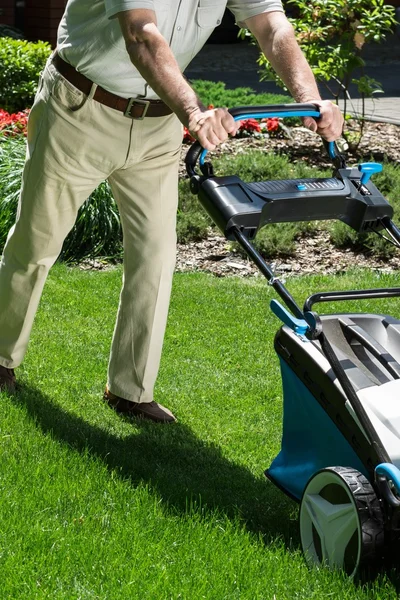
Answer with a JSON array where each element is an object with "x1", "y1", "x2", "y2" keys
[
  {"x1": 103, "y1": 387, "x2": 176, "y2": 423},
  {"x1": 0, "y1": 365, "x2": 16, "y2": 392}
]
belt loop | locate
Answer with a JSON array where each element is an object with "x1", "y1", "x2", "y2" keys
[{"x1": 88, "y1": 82, "x2": 98, "y2": 100}]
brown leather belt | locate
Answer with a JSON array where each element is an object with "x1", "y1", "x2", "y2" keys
[{"x1": 52, "y1": 53, "x2": 173, "y2": 119}]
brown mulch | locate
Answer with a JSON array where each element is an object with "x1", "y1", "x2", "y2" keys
[{"x1": 177, "y1": 121, "x2": 400, "y2": 278}]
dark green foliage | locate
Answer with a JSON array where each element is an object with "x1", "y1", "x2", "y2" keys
[
  {"x1": 177, "y1": 180, "x2": 212, "y2": 243},
  {"x1": 191, "y1": 79, "x2": 290, "y2": 108},
  {"x1": 250, "y1": 0, "x2": 396, "y2": 105},
  {"x1": 253, "y1": 224, "x2": 298, "y2": 257},
  {"x1": 0, "y1": 37, "x2": 52, "y2": 112},
  {"x1": 214, "y1": 149, "x2": 303, "y2": 182}
]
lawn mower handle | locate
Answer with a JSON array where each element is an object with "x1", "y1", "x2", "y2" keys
[{"x1": 185, "y1": 103, "x2": 341, "y2": 177}]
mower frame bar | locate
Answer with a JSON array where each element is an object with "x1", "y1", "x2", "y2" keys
[{"x1": 304, "y1": 287, "x2": 400, "y2": 312}]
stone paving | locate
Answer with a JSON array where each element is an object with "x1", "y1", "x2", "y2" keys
[{"x1": 185, "y1": 34, "x2": 400, "y2": 125}]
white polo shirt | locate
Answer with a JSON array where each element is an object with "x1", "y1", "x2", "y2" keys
[{"x1": 57, "y1": 0, "x2": 283, "y2": 99}]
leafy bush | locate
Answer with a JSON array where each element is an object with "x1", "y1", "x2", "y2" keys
[
  {"x1": 242, "y1": 0, "x2": 396, "y2": 130},
  {"x1": 0, "y1": 37, "x2": 51, "y2": 112},
  {"x1": 213, "y1": 149, "x2": 301, "y2": 182},
  {"x1": 177, "y1": 180, "x2": 212, "y2": 243},
  {"x1": 60, "y1": 181, "x2": 123, "y2": 263},
  {"x1": 191, "y1": 80, "x2": 290, "y2": 108},
  {"x1": 253, "y1": 223, "x2": 299, "y2": 257}
]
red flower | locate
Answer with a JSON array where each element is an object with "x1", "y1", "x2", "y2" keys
[
  {"x1": 260, "y1": 117, "x2": 280, "y2": 133},
  {"x1": 0, "y1": 109, "x2": 29, "y2": 136},
  {"x1": 266, "y1": 117, "x2": 279, "y2": 132},
  {"x1": 0, "y1": 108, "x2": 30, "y2": 136},
  {"x1": 183, "y1": 126, "x2": 195, "y2": 144},
  {"x1": 237, "y1": 118, "x2": 261, "y2": 133}
]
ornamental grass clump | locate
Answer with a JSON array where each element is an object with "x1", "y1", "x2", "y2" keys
[
  {"x1": 0, "y1": 135, "x2": 25, "y2": 246},
  {"x1": 0, "y1": 134, "x2": 123, "y2": 262}
]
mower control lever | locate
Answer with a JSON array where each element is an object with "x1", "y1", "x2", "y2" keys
[
  {"x1": 358, "y1": 162, "x2": 383, "y2": 185},
  {"x1": 270, "y1": 300, "x2": 308, "y2": 335}
]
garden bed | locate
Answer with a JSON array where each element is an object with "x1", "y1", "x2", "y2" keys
[{"x1": 176, "y1": 120, "x2": 400, "y2": 277}]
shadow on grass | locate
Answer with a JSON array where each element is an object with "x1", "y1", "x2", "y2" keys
[{"x1": 14, "y1": 382, "x2": 298, "y2": 548}]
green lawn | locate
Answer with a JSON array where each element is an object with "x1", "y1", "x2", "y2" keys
[{"x1": 1, "y1": 265, "x2": 400, "y2": 599}]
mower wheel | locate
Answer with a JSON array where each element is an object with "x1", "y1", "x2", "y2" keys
[{"x1": 299, "y1": 466, "x2": 384, "y2": 577}]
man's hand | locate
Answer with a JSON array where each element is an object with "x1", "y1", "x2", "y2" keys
[
  {"x1": 187, "y1": 107, "x2": 239, "y2": 151},
  {"x1": 302, "y1": 100, "x2": 344, "y2": 141}
]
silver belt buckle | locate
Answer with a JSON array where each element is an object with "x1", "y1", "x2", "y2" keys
[{"x1": 124, "y1": 98, "x2": 150, "y2": 119}]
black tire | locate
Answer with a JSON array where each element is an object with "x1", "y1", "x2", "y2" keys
[{"x1": 299, "y1": 466, "x2": 384, "y2": 577}]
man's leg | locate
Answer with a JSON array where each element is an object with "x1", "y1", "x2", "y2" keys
[
  {"x1": 106, "y1": 113, "x2": 182, "y2": 420},
  {"x1": 0, "y1": 61, "x2": 123, "y2": 383}
]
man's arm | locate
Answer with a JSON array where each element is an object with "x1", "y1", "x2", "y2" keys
[
  {"x1": 244, "y1": 11, "x2": 343, "y2": 141},
  {"x1": 117, "y1": 9, "x2": 238, "y2": 150}
]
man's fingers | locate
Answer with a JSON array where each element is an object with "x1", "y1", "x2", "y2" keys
[
  {"x1": 187, "y1": 107, "x2": 237, "y2": 149},
  {"x1": 303, "y1": 117, "x2": 317, "y2": 133},
  {"x1": 302, "y1": 100, "x2": 343, "y2": 141},
  {"x1": 220, "y1": 110, "x2": 239, "y2": 135},
  {"x1": 205, "y1": 129, "x2": 222, "y2": 147}
]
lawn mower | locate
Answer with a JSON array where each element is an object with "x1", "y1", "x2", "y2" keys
[{"x1": 185, "y1": 104, "x2": 400, "y2": 577}]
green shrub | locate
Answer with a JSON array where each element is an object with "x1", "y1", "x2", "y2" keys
[
  {"x1": 177, "y1": 180, "x2": 213, "y2": 243},
  {"x1": 214, "y1": 149, "x2": 299, "y2": 182},
  {"x1": 60, "y1": 181, "x2": 123, "y2": 263},
  {"x1": 241, "y1": 0, "x2": 396, "y2": 150},
  {"x1": 252, "y1": 223, "x2": 298, "y2": 257},
  {"x1": 191, "y1": 80, "x2": 290, "y2": 108},
  {"x1": 0, "y1": 37, "x2": 52, "y2": 112}
]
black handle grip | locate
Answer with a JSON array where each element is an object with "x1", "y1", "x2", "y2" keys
[
  {"x1": 185, "y1": 103, "x2": 321, "y2": 177},
  {"x1": 228, "y1": 103, "x2": 319, "y2": 119}
]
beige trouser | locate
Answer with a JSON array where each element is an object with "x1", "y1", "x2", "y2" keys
[{"x1": 0, "y1": 61, "x2": 183, "y2": 403}]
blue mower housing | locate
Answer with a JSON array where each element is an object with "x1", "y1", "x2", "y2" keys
[{"x1": 267, "y1": 313, "x2": 400, "y2": 500}]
